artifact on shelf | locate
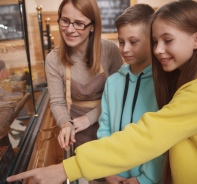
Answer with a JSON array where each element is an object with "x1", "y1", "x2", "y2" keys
[{"x1": 0, "y1": 61, "x2": 26, "y2": 103}]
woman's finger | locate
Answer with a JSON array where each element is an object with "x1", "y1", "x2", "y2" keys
[
  {"x1": 70, "y1": 129, "x2": 76, "y2": 142},
  {"x1": 58, "y1": 131, "x2": 65, "y2": 148},
  {"x1": 64, "y1": 128, "x2": 72, "y2": 146}
]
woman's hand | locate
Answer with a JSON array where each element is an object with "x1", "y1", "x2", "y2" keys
[
  {"x1": 73, "y1": 115, "x2": 91, "y2": 133},
  {"x1": 105, "y1": 175, "x2": 126, "y2": 184},
  {"x1": 6, "y1": 163, "x2": 67, "y2": 184},
  {"x1": 58, "y1": 115, "x2": 91, "y2": 150},
  {"x1": 58, "y1": 121, "x2": 76, "y2": 150}
]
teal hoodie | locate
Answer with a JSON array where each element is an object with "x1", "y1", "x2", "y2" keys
[{"x1": 97, "y1": 64, "x2": 164, "y2": 184}]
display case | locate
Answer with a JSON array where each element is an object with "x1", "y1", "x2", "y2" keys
[
  {"x1": 1, "y1": 0, "x2": 140, "y2": 183},
  {"x1": 0, "y1": 0, "x2": 53, "y2": 183}
]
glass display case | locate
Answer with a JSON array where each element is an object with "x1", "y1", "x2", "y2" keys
[{"x1": 0, "y1": 0, "x2": 49, "y2": 183}]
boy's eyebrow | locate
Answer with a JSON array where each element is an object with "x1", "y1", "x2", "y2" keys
[{"x1": 118, "y1": 36, "x2": 140, "y2": 40}]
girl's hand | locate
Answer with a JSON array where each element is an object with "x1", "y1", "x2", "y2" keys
[
  {"x1": 58, "y1": 121, "x2": 76, "y2": 150},
  {"x1": 7, "y1": 163, "x2": 67, "y2": 184}
]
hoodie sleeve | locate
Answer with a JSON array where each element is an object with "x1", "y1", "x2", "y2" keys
[{"x1": 63, "y1": 80, "x2": 197, "y2": 182}]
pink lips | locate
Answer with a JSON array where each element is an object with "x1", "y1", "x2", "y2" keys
[
  {"x1": 66, "y1": 34, "x2": 78, "y2": 40},
  {"x1": 158, "y1": 57, "x2": 173, "y2": 64}
]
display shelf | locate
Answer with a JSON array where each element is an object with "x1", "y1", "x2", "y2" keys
[{"x1": 0, "y1": 0, "x2": 48, "y2": 183}]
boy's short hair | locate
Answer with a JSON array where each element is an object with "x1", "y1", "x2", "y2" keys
[{"x1": 115, "y1": 4, "x2": 154, "y2": 34}]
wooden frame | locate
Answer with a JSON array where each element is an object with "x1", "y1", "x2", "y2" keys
[{"x1": 0, "y1": 0, "x2": 18, "y2": 5}]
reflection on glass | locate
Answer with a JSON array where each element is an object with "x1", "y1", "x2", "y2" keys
[
  {"x1": 0, "y1": 0, "x2": 47, "y2": 183},
  {"x1": 0, "y1": 4, "x2": 23, "y2": 41}
]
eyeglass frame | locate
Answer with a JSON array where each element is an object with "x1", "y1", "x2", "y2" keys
[{"x1": 57, "y1": 18, "x2": 93, "y2": 30}]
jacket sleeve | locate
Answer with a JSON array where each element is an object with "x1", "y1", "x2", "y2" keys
[
  {"x1": 97, "y1": 80, "x2": 111, "y2": 139},
  {"x1": 63, "y1": 80, "x2": 197, "y2": 182}
]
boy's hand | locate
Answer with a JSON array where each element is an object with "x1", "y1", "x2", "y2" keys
[
  {"x1": 105, "y1": 175, "x2": 126, "y2": 184},
  {"x1": 122, "y1": 177, "x2": 139, "y2": 184}
]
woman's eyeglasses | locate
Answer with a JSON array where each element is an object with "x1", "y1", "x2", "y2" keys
[{"x1": 57, "y1": 19, "x2": 92, "y2": 30}]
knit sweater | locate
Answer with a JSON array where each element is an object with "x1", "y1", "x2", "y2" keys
[
  {"x1": 45, "y1": 39, "x2": 123, "y2": 127},
  {"x1": 63, "y1": 79, "x2": 197, "y2": 184}
]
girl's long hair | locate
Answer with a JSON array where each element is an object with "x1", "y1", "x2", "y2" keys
[
  {"x1": 57, "y1": 0, "x2": 102, "y2": 73},
  {"x1": 151, "y1": 1, "x2": 197, "y2": 183}
]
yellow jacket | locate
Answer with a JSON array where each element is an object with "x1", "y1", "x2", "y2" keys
[{"x1": 63, "y1": 79, "x2": 197, "y2": 184}]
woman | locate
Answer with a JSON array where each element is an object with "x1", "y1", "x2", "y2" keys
[
  {"x1": 7, "y1": 1, "x2": 197, "y2": 184},
  {"x1": 45, "y1": 0, "x2": 123, "y2": 153}
]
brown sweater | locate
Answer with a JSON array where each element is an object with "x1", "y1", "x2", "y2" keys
[{"x1": 45, "y1": 39, "x2": 123, "y2": 127}]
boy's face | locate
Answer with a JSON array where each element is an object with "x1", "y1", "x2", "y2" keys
[{"x1": 118, "y1": 24, "x2": 151, "y2": 74}]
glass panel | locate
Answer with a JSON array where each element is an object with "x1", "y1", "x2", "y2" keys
[
  {"x1": 0, "y1": 0, "x2": 47, "y2": 183},
  {"x1": 0, "y1": 4, "x2": 23, "y2": 41}
]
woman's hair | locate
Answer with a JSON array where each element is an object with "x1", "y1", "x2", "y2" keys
[
  {"x1": 152, "y1": 1, "x2": 197, "y2": 109},
  {"x1": 57, "y1": 0, "x2": 102, "y2": 72},
  {"x1": 151, "y1": 1, "x2": 197, "y2": 183},
  {"x1": 115, "y1": 4, "x2": 155, "y2": 36}
]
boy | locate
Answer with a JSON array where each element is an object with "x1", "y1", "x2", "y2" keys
[{"x1": 97, "y1": 4, "x2": 164, "y2": 184}]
